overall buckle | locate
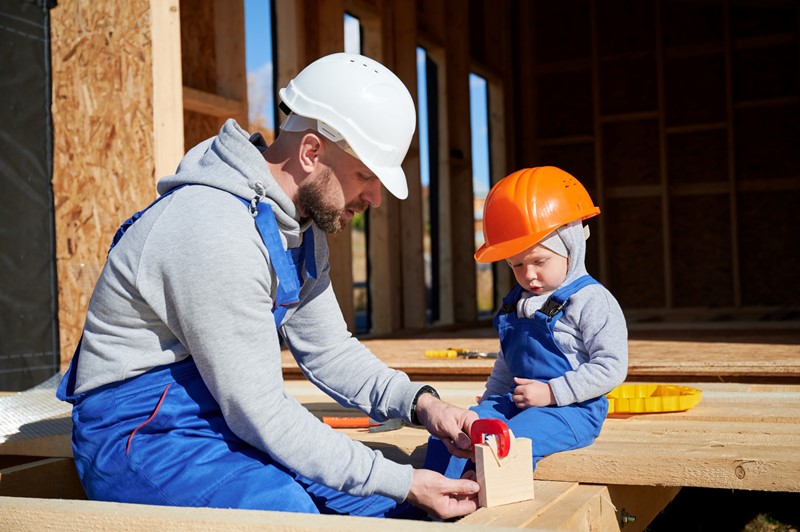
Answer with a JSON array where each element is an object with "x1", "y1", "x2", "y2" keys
[{"x1": 537, "y1": 297, "x2": 569, "y2": 321}]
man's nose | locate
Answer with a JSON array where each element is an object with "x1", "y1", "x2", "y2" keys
[{"x1": 363, "y1": 178, "x2": 382, "y2": 208}]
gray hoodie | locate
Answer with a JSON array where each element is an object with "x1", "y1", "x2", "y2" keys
[
  {"x1": 482, "y1": 221, "x2": 629, "y2": 406},
  {"x1": 74, "y1": 119, "x2": 421, "y2": 501}
]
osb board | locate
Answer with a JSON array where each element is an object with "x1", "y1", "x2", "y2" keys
[
  {"x1": 51, "y1": 0, "x2": 159, "y2": 368},
  {"x1": 281, "y1": 328, "x2": 800, "y2": 381}
]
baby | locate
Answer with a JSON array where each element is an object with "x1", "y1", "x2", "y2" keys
[{"x1": 426, "y1": 166, "x2": 628, "y2": 477}]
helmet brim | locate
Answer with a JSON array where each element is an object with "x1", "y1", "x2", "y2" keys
[
  {"x1": 367, "y1": 162, "x2": 408, "y2": 200},
  {"x1": 475, "y1": 233, "x2": 544, "y2": 263}
]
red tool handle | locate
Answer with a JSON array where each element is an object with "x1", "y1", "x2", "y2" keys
[
  {"x1": 470, "y1": 418, "x2": 511, "y2": 458},
  {"x1": 322, "y1": 416, "x2": 373, "y2": 428}
]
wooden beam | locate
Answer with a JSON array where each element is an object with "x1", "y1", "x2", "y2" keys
[
  {"x1": 213, "y1": 0, "x2": 248, "y2": 126},
  {"x1": 0, "y1": 458, "x2": 85, "y2": 500},
  {"x1": 461, "y1": 481, "x2": 619, "y2": 531},
  {"x1": 389, "y1": 0, "x2": 428, "y2": 331},
  {"x1": 606, "y1": 485, "x2": 681, "y2": 532},
  {"x1": 444, "y1": 0, "x2": 476, "y2": 324},
  {"x1": 150, "y1": 0, "x2": 185, "y2": 180},
  {"x1": 528, "y1": 484, "x2": 620, "y2": 532},
  {"x1": 182, "y1": 86, "x2": 246, "y2": 117},
  {"x1": 353, "y1": 2, "x2": 399, "y2": 335},
  {"x1": 0, "y1": 496, "x2": 496, "y2": 531}
]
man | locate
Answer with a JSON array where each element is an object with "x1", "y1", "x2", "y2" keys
[{"x1": 57, "y1": 52, "x2": 479, "y2": 519}]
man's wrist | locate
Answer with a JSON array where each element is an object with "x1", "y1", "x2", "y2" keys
[{"x1": 410, "y1": 385, "x2": 440, "y2": 425}]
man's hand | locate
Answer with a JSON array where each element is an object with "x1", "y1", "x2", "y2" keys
[
  {"x1": 406, "y1": 468, "x2": 479, "y2": 519},
  {"x1": 415, "y1": 393, "x2": 479, "y2": 458},
  {"x1": 512, "y1": 377, "x2": 555, "y2": 408}
]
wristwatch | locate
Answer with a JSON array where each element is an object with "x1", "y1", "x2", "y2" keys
[{"x1": 410, "y1": 385, "x2": 440, "y2": 426}]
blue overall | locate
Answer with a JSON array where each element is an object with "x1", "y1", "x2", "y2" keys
[
  {"x1": 57, "y1": 186, "x2": 411, "y2": 517},
  {"x1": 425, "y1": 275, "x2": 608, "y2": 478}
]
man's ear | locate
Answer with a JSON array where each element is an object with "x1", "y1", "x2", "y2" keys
[{"x1": 298, "y1": 132, "x2": 323, "y2": 173}]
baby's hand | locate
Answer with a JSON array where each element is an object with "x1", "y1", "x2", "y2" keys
[{"x1": 512, "y1": 378, "x2": 555, "y2": 408}]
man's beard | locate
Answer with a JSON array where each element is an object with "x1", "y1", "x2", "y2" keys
[{"x1": 296, "y1": 167, "x2": 368, "y2": 234}]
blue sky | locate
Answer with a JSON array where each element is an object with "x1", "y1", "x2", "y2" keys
[{"x1": 243, "y1": 0, "x2": 490, "y2": 197}]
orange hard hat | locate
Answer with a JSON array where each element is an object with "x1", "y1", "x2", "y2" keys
[{"x1": 475, "y1": 166, "x2": 600, "y2": 262}]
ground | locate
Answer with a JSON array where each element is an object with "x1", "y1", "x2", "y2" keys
[{"x1": 647, "y1": 487, "x2": 800, "y2": 531}]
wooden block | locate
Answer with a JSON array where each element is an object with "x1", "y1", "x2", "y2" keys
[{"x1": 475, "y1": 435, "x2": 535, "y2": 508}]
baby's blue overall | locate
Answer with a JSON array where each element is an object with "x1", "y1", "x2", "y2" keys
[
  {"x1": 57, "y1": 187, "x2": 409, "y2": 516},
  {"x1": 425, "y1": 276, "x2": 608, "y2": 478}
]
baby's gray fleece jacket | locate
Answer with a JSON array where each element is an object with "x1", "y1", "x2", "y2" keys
[
  {"x1": 73, "y1": 119, "x2": 423, "y2": 502},
  {"x1": 483, "y1": 221, "x2": 629, "y2": 405}
]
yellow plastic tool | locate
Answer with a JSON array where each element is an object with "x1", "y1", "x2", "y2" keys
[
  {"x1": 424, "y1": 348, "x2": 498, "y2": 359},
  {"x1": 424, "y1": 349, "x2": 458, "y2": 358},
  {"x1": 606, "y1": 384, "x2": 702, "y2": 414}
]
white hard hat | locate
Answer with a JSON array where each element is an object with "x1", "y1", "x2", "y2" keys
[{"x1": 279, "y1": 52, "x2": 416, "y2": 200}]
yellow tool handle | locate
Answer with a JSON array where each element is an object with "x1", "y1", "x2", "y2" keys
[{"x1": 424, "y1": 349, "x2": 458, "y2": 358}]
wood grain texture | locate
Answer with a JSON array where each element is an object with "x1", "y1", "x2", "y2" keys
[
  {"x1": 475, "y1": 438, "x2": 534, "y2": 508},
  {"x1": 283, "y1": 379, "x2": 800, "y2": 493},
  {"x1": 282, "y1": 327, "x2": 800, "y2": 381},
  {"x1": 51, "y1": 0, "x2": 158, "y2": 369}
]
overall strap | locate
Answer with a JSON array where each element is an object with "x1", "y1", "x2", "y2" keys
[
  {"x1": 236, "y1": 197, "x2": 315, "y2": 327},
  {"x1": 536, "y1": 274, "x2": 599, "y2": 322}
]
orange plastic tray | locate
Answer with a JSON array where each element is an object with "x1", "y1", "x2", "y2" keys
[{"x1": 606, "y1": 384, "x2": 702, "y2": 414}]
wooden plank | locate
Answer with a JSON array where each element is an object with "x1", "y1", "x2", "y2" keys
[
  {"x1": 151, "y1": 0, "x2": 185, "y2": 180},
  {"x1": 527, "y1": 484, "x2": 619, "y2": 532},
  {"x1": 605, "y1": 485, "x2": 681, "y2": 532},
  {"x1": 444, "y1": 0, "x2": 477, "y2": 324},
  {"x1": 464, "y1": 481, "x2": 621, "y2": 531},
  {"x1": 0, "y1": 431, "x2": 72, "y2": 459},
  {"x1": 390, "y1": 0, "x2": 429, "y2": 331},
  {"x1": 282, "y1": 329, "x2": 800, "y2": 381},
  {"x1": 213, "y1": 0, "x2": 248, "y2": 126},
  {"x1": 535, "y1": 439, "x2": 800, "y2": 492},
  {"x1": 355, "y1": 3, "x2": 401, "y2": 335},
  {"x1": 182, "y1": 86, "x2": 246, "y2": 117},
  {"x1": 4, "y1": 378, "x2": 799, "y2": 523},
  {"x1": 298, "y1": 381, "x2": 800, "y2": 493},
  {"x1": 0, "y1": 458, "x2": 85, "y2": 500},
  {"x1": 0, "y1": 496, "x2": 518, "y2": 532},
  {"x1": 460, "y1": 480, "x2": 579, "y2": 527}
]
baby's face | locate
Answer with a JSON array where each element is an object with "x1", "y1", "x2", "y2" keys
[{"x1": 506, "y1": 244, "x2": 568, "y2": 296}]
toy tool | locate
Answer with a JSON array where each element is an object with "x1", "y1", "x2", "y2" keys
[
  {"x1": 424, "y1": 347, "x2": 498, "y2": 359},
  {"x1": 606, "y1": 384, "x2": 702, "y2": 414},
  {"x1": 322, "y1": 416, "x2": 404, "y2": 433},
  {"x1": 470, "y1": 418, "x2": 534, "y2": 507}
]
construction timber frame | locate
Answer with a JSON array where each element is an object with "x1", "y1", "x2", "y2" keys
[{"x1": 50, "y1": 0, "x2": 800, "y2": 372}]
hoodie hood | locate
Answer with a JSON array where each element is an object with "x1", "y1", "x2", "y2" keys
[
  {"x1": 157, "y1": 119, "x2": 307, "y2": 247},
  {"x1": 554, "y1": 220, "x2": 589, "y2": 285},
  {"x1": 518, "y1": 220, "x2": 589, "y2": 315}
]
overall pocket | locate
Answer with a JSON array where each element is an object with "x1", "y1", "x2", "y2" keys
[{"x1": 122, "y1": 384, "x2": 171, "y2": 458}]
